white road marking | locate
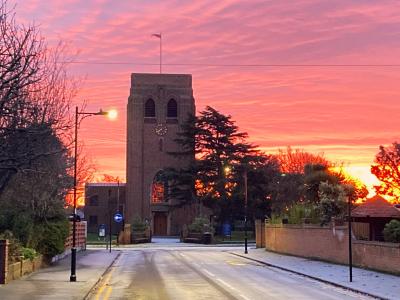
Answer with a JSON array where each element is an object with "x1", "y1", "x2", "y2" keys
[{"x1": 202, "y1": 269, "x2": 216, "y2": 277}]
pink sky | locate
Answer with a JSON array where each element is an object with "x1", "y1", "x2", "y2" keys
[{"x1": 13, "y1": 0, "x2": 400, "y2": 193}]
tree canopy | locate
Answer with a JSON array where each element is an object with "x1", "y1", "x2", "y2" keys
[
  {"x1": 169, "y1": 106, "x2": 279, "y2": 222},
  {"x1": 371, "y1": 142, "x2": 400, "y2": 201}
]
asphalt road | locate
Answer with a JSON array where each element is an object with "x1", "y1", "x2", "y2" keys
[{"x1": 88, "y1": 248, "x2": 373, "y2": 300}]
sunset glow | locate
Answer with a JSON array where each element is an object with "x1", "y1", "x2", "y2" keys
[{"x1": 13, "y1": 0, "x2": 400, "y2": 191}]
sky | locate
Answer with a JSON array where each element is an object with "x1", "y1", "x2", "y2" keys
[{"x1": 12, "y1": 0, "x2": 400, "y2": 195}]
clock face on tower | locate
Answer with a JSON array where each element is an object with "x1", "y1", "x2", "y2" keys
[{"x1": 154, "y1": 123, "x2": 168, "y2": 136}]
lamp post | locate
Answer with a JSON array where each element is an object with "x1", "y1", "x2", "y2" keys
[
  {"x1": 348, "y1": 196, "x2": 353, "y2": 282},
  {"x1": 70, "y1": 106, "x2": 117, "y2": 282},
  {"x1": 224, "y1": 165, "x2": 249, "y2": 254},
  {"x1": 244, "y1": 169, "x2": 248, "y2": 254}
]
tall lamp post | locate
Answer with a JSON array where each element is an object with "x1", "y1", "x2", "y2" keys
[
  {"x1": 348, "y1": 196, "x2": 353, "y2": 282},
  {"x1": 70, "y1": 106, "x2": 117, "y2": 282},
  {"x1": 243, "y1": 169, "x2": 248, "y2": 254},
  {"x1": 224, "y1": 165, "x2": 249, "y2": 254}
]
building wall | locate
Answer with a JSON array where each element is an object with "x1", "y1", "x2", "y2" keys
[
  {"x1": 126, "y1": 73, "x2": 196, "y2": 235},
  {"x1": 84, "y1": 184, "x2": 126, "y2": 234},
  {"x1": 264, "y1": 224, "x2": 400, "y2": 274}
]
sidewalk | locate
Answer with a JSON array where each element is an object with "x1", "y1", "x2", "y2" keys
[
  {"x1": 230, "y1": 248, "x2": 400, "y2": 300},
  {"x1": 0, "y1": 250, "x2": 118, "y2": 300}
]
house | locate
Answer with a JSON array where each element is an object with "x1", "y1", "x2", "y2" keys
[{"x1": 352, "y1": 195, "x2": 400, "y2": 241}]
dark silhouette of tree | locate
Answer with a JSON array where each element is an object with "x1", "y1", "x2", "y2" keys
[{"x1": 168, "y1": 106, "x2": 279, "y2": 222}]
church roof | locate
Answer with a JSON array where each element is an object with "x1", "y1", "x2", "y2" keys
[{"x1": 352, "y1": 195, "x2": 400, "y2": 218}]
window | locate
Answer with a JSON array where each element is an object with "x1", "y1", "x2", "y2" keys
[
  {"x1": 144, "y1": 98, "x2": 156, "y2": 117},
  {"x1": 167, "y1": 99, "x2": 177, "y2": 118},
  {"x1": 88, "y1": 195, "x2": 99, "y2": 206},
  {"x1": 89, "y1": 215, "x2": 98, "y2": 226},
  {"x1": 151, "y1": 170, "x2": 168, "y2": 203}
]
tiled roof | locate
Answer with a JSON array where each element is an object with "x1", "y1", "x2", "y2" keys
[{"x1": 352, "y1": 195, "x2": 400, "y2": 218}]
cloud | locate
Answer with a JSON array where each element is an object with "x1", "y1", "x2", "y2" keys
[{"x1": 10, "y1": 0, "x2": 400, "y2": 185}]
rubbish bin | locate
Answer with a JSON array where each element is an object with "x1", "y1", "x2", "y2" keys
[{"x1": 203, "y1": 232, "x2": 212, "y2": 244}]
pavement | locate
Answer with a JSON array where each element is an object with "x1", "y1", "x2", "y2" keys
[
  {"x1": 0, "y1": 250, "x2": 119, "y2": 300},
  {"x1": 230, "y1": 248, "x2": 400, "y2": 300}
]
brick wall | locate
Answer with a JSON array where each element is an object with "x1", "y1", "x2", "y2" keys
[
  {"x1": 264, "y1": 224, "x2": 400, "y2": 274},
  {"x1": 64, "y1": 221, "x2": 87, "y2": 250},
  {"x1": 0, "y1": 240, "x2": 8, "y2": 284},
  {"x1": 255, "y1": 220, "x2": 265, "y2": 248}
]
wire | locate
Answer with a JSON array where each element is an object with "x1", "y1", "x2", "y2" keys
[{"x1": 67, "y1": 61, "x2": 400, "y2": 67}]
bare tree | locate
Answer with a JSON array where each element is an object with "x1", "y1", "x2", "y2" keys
[{"x1": 0, "y1": 1, "x2": 77, "y2": 193}]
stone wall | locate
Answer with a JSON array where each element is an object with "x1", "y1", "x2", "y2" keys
[{"x1": 264, "y1": 224, "x2": 400, "y2": 274}]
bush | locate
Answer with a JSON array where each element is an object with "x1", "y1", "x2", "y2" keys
[
  {"x1": 21, "y1": 247, "x2": 38, "y2": 261},
  {"x1": 131, "y1": 216, "x2": 148, "y2": 232},
  {"x1": 35, "y1": 219, "x2": 69, "y2": 258},
  {"x1": 268, "y1": 214, "x2": 282, "y2": 224},
  {"x1": 0, "y1": 230, "x2": 22, "y2": 263},
  {"x1": 383, "y1": 220, "x2": 400, "y2": 243},
  {"x1": 188, "y1": 217, "x2": 212, "y2": 233}
]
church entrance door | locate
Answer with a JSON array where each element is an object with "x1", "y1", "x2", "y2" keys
[{"x1": 153, "y1": 212, "x2": 167, "y2": 236}]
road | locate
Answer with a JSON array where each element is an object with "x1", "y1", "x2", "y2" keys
[{"x1": 89, "y1": 248, "x2": 372, "y2": 300}]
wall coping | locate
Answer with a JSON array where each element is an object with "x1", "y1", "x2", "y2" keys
[
  {"x1": 354, "y1": 240, "x2": 400, "y2": 248},
  {"x1": 266, "y1": 224, "x2": 346, "y2": 230}
]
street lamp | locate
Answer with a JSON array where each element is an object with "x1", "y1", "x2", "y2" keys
[
  {"x1": 224, "y1": 165, "x2": 249, "y2": 254},
  {"x1": 243, "y1": 169, "x2": 248, "y2": 254},
  {"x1": 70, "y1": 106, "x2": 117, "y2": 282}
]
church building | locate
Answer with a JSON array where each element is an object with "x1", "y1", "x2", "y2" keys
[{"x1": 125, "y1": 73, "x2": 198, "y2": 235}]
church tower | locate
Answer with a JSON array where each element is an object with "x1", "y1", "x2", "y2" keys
[{"x1": 126, "y1": 73, "x2": 196, "y2": 235}]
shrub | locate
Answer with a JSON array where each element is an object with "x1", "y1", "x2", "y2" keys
[
  {"x1": 0, "y1": 230, "x2": 22, "y2": 263},
  {"x1": 383, "y1": 219, "x2": 400, "y2": 243},
  {"x1": 35, "y1": 219, "x2": 69, "y2": 258},
  {"x1": 188, "y1": 217, "x2": 212, "y2": 233},
  {"x1": 131, "y1": 216, "x2": 148, "y2": 232},
  {"x1": 268, "y1": 214, "x2": 282, "y2": 224},
  {"x1": 21, "y1": 247, "x2": 38, "y2": 261},
  {"x1": 11, "y1": 213, "x2": 34, "y2": 246}
]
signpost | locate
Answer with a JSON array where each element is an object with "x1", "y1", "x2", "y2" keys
[
  {"x1": 114, "y1": 213, "x2": 123, "y2": 223},
  {"x1": 98, "y1": 224, "x2": 106, "y2": 238}
]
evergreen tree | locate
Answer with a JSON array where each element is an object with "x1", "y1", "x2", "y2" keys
[{"x1": 169, "y1": 106, "x2": 279, "y2": 222}]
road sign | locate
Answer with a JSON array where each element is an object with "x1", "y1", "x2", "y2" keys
[
  {"x1": 98, "y1": 224, "x2": 106, "y2": 237},
  {"x1": 114, "y1": 213, "x2": 123, "y2": 223}
]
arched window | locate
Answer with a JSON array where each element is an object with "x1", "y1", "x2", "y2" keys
[
  {"x1": 151, "y1": 170, "x2": 168, "y2": 203},
  {"x1": 144, "y1": 98, "x2": 155, "y2": 118},
  {"x1": 167, "y1": 99, "x2": 177, "y2": 118}
]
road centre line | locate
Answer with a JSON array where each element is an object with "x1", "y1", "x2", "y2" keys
[{"x1": 103, "y1": 286, "x2": 113, "y2": 300}]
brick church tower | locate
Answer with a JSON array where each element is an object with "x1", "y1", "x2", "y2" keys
[{"x1": 126, "y1": 73, "x2": 197, "y2": 235}]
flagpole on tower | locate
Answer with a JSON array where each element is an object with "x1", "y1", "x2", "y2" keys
[{"x1": 152, "y1": 33, "x2": 162, "y2": 73}]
